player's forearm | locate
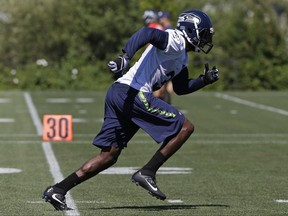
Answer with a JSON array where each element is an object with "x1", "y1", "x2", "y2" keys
[
  {"x1": 173, "y1": 77, "x2": 206, "y2": 95},
  {"x1": 172, "y1": 67, "x2": 206, "y2": 95}
]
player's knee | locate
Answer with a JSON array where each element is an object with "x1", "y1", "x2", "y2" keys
[
  {"x1": 105, "y1": 146, "x2": 121, "y2": 165},
  {"x1": 78, "y1": 147, "x2": 121, "y2": 175},
  {"x1": 183, "y1": 119, "x2": 194, "y2": 136},
  {"x1": 108, "y1": 153, "x2": 119, "y2": 165}
]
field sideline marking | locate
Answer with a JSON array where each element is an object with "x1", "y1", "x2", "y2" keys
[
  {"x1": 100, "y1": 167, "x2": 192, "y2": 175},
  {"x1": 215, "y1": 93, "x2": 288, "y2": 116},
  {"x1": 167, "y1": 199, "x2": 183, "y2": 203},
  {"x1": 23, "y1": 92, "x2": 80, "y2": 216},
  {"x1": 0, "y1": 118, "x2": 15, "y2": 123},
  {"x1": 0, "y1": 98, "x2": 11, "y2": 103},
  {"x1": 275, "y1": 200, "x2": 288, "y2": 203}
]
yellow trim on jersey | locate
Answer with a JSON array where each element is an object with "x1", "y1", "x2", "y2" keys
[{"x1": 138, "y1": 92, "x2": 176, "y2": 118}]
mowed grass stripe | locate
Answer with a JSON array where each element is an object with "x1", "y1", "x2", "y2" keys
[
  {"x1": 1, "y1": 139, "x2": 287, "y2": 145},
  {"x1": 1, "y1": 132, "x2": 287, "y2": 145},
  {"x1": 1, "y1": 133, "x2": 288, "y2": 138}
]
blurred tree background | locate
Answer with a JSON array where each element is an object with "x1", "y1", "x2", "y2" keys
[{"x1": 0, "y1": 0, "x2": 287, "y2": 90}]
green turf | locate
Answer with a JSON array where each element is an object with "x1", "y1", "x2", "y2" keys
[{"x1": 0, "y1": 91, "x2": 288, "y2": 215}]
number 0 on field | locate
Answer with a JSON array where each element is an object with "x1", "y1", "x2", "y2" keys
[{"x1": 43, "y1": 115, "x2": 73, "y2": 141}]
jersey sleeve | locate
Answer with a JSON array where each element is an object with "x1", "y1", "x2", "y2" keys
[{"x1": 122, "y1": 27, "x2": 169, "y2": 59}]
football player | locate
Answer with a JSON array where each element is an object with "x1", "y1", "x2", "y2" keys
[
  {"x1": 142, "y1": 9, "x2": 163, "y2": 30},
  {"x1": 43, "y1": 9, "x2": 219, "y2": 210}
]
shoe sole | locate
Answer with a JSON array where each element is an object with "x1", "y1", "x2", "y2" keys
[{"x1": 131, "y1": 178, "x2": 166, "y2": 200}]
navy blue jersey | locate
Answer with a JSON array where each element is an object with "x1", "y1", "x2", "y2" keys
[
  {"x1": 93, "y1": 27, "x2": 207, "y2": 148},
  {"x1": 118, "y1": 28, "x2": 188, "y2": 92},
  {"x1": 117, "y1": 27, "x2": 205, "y2": 94}
]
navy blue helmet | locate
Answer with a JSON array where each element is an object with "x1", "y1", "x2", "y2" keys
[{"x1": 177, "y1": 9, "x2": 215, "y2": 54}]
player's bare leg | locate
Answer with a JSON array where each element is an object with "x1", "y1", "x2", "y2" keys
[
  {"x1": 43, "y1": 146, "x2": 121, "y2": 210},
  {"x1": 132, "y1": 118, "x2": 194, "y2": 200},
  {"x1": 153, "y1": 84, "x2": 167, "y2": 101},
  {"x1": 154, "y1": 82, "x2": 173, "y2": 104},
  {"x1": 159, "y1": 118, "x2": 194, "y2": 158},
  {"x1": 75, "y1": 146, "x2": 122, "y2": 180}
]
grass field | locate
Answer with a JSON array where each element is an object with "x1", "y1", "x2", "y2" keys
[{"x1": 0, "y1": 90, "x2": 288, "y2": 216}]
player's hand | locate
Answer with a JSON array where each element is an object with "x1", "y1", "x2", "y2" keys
[
  {"x1": 201, "y1": 63, "x2": 219, "y2": 84},
  {"x1": 107, "y1": 54, "x2": 129, "y2": 77}
]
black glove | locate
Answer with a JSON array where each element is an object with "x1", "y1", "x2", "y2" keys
[
  {"x1": 107, "y1": 53, "x2": 129, "y2": 78},
  {"x1": 201, "y1": 63, "x2": 219, "y2": 84}
]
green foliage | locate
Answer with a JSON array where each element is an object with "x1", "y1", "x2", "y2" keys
[{"x1": 0, "y1": 0, "x2": 287, "y2": 90}]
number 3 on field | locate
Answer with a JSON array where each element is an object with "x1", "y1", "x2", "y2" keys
[{"x1": 43, "y1": 115, "x2": 73, "y2": 141}]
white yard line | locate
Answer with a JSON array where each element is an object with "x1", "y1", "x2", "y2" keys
[
  {"x1": 0, "y1": 134, "x2": 39, "y2": 137},
  {"x1": 0, "y1": 118, "x2": 15, "y2": 123},
  {"x1": 0, "y1": 98, "x2": 11, "y2": 103},
  {"x1": 215, "y1": 93, "x2": 288, "y2": 116},
  {"x1": 23, "y1": 92, "x2": 80, "y2": 216},
  {"x1": 167, "y1": 199, "x2": 184, "y2": 203},
  {"x1": 275, "y1": 200, "x2": 288, "y2": 203}
]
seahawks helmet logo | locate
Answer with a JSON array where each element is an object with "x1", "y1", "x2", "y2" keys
[{"x1": 178, "y1": 14, "x2": 201, "y2": 24}]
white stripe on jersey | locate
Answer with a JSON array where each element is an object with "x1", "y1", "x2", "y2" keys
[{"x1": 117, "y1": 29, "x2": 189, "y2": 93}]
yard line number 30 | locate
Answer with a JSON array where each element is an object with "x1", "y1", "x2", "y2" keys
[{"x1": 42, "y1": 115, "x2": 73, "y2": 141}]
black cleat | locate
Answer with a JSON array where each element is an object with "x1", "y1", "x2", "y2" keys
[
  {"x1": 42, "y1": 186, "x2": 72, "y2": 211},
  {"x1": 131, "y1": 170, "x2": 166, "y2": 200}
]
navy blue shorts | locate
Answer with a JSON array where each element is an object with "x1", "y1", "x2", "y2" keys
[{"x1": 93, "y1": 83, "x2": 185, "y2": 149}]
